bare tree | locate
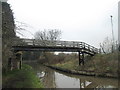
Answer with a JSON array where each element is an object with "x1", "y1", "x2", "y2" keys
[
  {"x1": 34, "y1": 29, "x2": 62, "y2": 63},
  {"x1": 34, "y1": 29, "x2": 62, "y2": 46},
  {"x1": 15, "y1": 21, "x2": 35, "y2": 38},
  {"x1": 100, "y1": 37, "x2": 118, "y2": 54}
]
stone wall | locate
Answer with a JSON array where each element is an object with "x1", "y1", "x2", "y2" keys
[{"x1": 2, "y1": 2, "x2": 16, "y2": 68}]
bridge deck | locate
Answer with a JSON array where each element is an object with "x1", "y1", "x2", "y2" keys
[
  {"x1": 11, "y1": 38, "x2": 100, "y2": 65},
  {"x1": 12, "y1": 38, "x2": 99, "y2": 56},
  {"x1": 12, "y1": 45, "x2": 97, "y2": 55}
]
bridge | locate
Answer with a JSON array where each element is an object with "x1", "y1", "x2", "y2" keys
[{"x1": 11, "y1": 38, "x2": 100, "y2": 65}]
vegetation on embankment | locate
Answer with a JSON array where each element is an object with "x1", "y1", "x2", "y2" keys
[
  {"x1": 2, "y1": 64, "x2": 43, "y2": 88},
  {"x1": 2, "y1": 2, "x2": 17, "y2": 72},
  {"x1": 50, "y1": 52, "x2": 119, "y2": 78}
]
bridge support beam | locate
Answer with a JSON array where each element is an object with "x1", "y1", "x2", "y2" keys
[
  {"x1": 79, "y1": 51, "x2": 80, "y2": 65},
  {"x1": 78, "y1": 51, "x2": 84, "y2": 65},
  {"x1": 15, "y1": 51, "x2": 22, "y2": 70}
]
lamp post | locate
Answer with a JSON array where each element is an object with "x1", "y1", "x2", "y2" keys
[{"x1": 110, "y1": 15, "x2": 114, "y2": 52}]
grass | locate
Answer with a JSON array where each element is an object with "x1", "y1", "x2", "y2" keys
[
  {"x1": 53, "y1": 52, "x2": 119, "y2": 77},
  {"x1": 54, "y1": 59, "x2": 79, "y2": 70},
  {"x1": 2, "y1": 64, "x2": 44, "y2": 88}
]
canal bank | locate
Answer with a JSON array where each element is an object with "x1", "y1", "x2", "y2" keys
[
  {"x1": 44, "y1": 52, "x2": 118, "y2": 79},
  {"x1": 44, "y1": 64, "x2": 118, "y2": 79},
  {"x1": 2, "y1": 64, "x2": 43, "y2": 88},
  {"x1": 26, "y1": 62, "x2": 118, "y2": 88}
]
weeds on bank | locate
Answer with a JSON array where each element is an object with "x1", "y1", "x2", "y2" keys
[
  {"x1": 2, "y1": 64, "x2": 43, "y2": 88},
  {"x1": 54, "y1": 52, "x2": 119, "y2": 77}
]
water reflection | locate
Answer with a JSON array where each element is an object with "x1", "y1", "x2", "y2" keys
[
  {"x1": 54, "y1": 72, "x2": 117, "y2": 88},
  {"x1": 26, "y1": 62, "x2": 118, "y2": 88}
]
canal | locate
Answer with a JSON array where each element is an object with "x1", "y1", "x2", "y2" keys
[{"x1": 25, "y1": 62, "x2": 118, "y2": 88}]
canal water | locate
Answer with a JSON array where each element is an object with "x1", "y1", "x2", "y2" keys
[{"x1": 26, "y1": 62, "x2": 118, "y2": 88}]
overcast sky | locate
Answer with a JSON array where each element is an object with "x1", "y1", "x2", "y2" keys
[{"x1": 7, "y1": 0, "x2": 119, "y2": 48}]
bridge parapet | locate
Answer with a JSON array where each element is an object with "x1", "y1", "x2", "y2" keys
[{"x1": 12, "y1": 38, "x2": 99, "y2": 54}]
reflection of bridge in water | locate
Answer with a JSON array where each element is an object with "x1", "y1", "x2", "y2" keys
[
  {"x1": 53, "y1": 68, "x2": 117, "y2": 88},
  {"x1": 12, "y1": 38, "x2": 100, "y2": 65},
  {"x1": 49, "y1": 69, "x2": 117, "y2": 88}
]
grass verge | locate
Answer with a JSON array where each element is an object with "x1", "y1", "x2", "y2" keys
[
  {"x1": 2, "y1": 64, "x2": 43, "y2": 88},
  {"x1": 53, "y1": 52, "x2": 119, "y2": 78}
]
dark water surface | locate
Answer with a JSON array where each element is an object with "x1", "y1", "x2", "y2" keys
[{"x1": 26, "y1": 62, "x2": 118, "y2": 88}]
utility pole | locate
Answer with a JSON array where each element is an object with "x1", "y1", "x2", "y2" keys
[{"x1": 110, "y1": 15, "x2": 114, "y2": 52}]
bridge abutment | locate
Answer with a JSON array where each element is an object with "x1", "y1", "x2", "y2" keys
[{"x1": 8, "y1": 51, "x2": 22, "y2": 70}]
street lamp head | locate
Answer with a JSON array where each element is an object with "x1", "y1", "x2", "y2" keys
[{"x1": 110, "y1": 15, "x2": 113, "y2": 18}]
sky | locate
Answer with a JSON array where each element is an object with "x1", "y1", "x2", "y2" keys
[{"x1": 7, "y1": 0, "x2": 119, "y2": 48}]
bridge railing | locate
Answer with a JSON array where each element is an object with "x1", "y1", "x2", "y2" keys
[{"x1": 12, "y1": 38, "x2": 99, "y2": 54}]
